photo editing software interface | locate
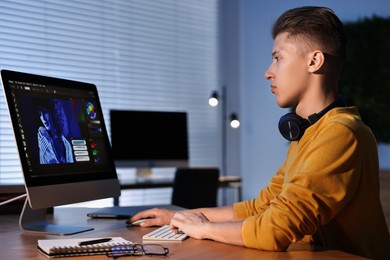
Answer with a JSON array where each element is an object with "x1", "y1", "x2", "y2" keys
[
  {"x1": 4, "y1": 73, "x2": 115, "y2": 186},
  {"x1": 10, "y1": 79, "x2": 106, "y2": 177}
]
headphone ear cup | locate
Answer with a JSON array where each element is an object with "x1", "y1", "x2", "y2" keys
[
  {"x1": 278, "y1": 113, "x2": 310, "y2": 141},
  {"x1": 278, "y1": 96, "x2": 346, "y2": 141}
]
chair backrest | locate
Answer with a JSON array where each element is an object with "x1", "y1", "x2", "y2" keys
[{"x1": 171, "y1": 167, "x2": 220, "y2": 209}]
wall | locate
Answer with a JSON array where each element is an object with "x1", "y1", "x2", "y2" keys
[{"x1": 234, "y1": 0, "x2": 390, "y2": 199}]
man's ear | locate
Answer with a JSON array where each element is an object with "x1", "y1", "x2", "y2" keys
[{"x1": 308, "y1": 50, "x2": 325, "y2": 73}]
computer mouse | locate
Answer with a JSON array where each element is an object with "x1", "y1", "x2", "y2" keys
[{"x1": 126, "y1": 218, "x2": 150, "y2": 226}]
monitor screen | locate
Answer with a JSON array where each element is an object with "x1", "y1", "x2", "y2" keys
[
  {"x1": 1, "y1": 69, "x2": 121, "y2": 235},
  {"x1": 110, "y1": 110, "x2": 189, "y2": 175}
]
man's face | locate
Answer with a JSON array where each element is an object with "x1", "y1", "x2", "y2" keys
[{"x1": 264, "y1": 32, "x2": 310, "y2": 109}]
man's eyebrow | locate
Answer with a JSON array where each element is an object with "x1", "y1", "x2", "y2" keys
[{"x1": 271, "y1": 50, "x2": 279, "y2": 57}]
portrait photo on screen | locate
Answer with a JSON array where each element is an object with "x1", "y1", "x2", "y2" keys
[{"x1": 17, "y1": 95, "x2": 108, "y2": 177}]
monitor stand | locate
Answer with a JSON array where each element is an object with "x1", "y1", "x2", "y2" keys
[{"x1": 19, "y1": 197, "x2": 94, "y2": 235}]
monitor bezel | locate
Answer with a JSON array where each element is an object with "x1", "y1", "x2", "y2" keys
[
  {"x1": 1, "y1": 69, "x2": 119, "y2": 191},
  {"x1": 1, "y1": 69, "x2": 122, "y2": 234}
]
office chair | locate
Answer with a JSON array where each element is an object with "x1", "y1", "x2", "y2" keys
[{"x1": 171, "y1": 167, "x2": 220, "y2": 209}]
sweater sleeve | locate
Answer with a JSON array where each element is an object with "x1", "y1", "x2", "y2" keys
[
  {"x1": 240, "y1": 121, "x2": 361, "y2": 251},
  {"x1": 234, "y1": 161, "x2": 285, "y2": 219}
]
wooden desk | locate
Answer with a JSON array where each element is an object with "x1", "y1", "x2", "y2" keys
[
  {"x1": 0, "y1": 207, "x2": 367, "y2": 259},
  {"x1": 116, "y1": 175, "x2": 242, "y2": 206}
]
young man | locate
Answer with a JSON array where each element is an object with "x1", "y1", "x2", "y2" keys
[{"x1": 130, "y1": 6, "x2": 390, "y2": 259}]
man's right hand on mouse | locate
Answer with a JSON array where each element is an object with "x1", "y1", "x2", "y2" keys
[{"x1": 128, "y1": 207, "x2": 178, "y2": 227}]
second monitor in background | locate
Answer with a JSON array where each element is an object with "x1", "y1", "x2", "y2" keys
[{"x1": 110, "y1": 110, "x2": 189, "y2": 177}]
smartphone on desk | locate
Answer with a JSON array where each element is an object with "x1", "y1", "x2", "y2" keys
[
  {"x1": 87, "y1": 206, "x2": 136, "y2": 219},
  {"x1": 87, "y1": 205, "x2": 185, "y2": 219}
]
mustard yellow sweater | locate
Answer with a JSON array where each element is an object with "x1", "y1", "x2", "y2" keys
[{"x1": 234, "y1": 107, "x2": 390, "y2": 259}]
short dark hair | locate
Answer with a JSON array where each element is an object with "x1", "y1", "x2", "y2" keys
[
  {"x1": 36, "y1": 98, "x2": 69, "y2": 137},
  {"x1": 272, "y1": 6, "x2": 347, "y2": 64}
]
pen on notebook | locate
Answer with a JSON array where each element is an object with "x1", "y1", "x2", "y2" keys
[{"x1": 78, "y1": 238, "x2": 112, "y2": 246}]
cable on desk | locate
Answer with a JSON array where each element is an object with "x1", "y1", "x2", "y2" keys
[{"x1": 0, "y1": 193, "x2": 27, "y2": 206}]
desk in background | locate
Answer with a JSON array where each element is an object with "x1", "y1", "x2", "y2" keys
[
  {"x1": 0, "y1": 207, "x2": 367, "y2": 259},
  {"x1": 0, "y1": 174, "x2": 242, "y2": 209},
  {"x1": 116, "y1": 175, "x2": 242, "y2": 207}
]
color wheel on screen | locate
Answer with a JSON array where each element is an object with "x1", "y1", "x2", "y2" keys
[{"x1": 86, "y1": 102, "x2": 97, "y2": 119}]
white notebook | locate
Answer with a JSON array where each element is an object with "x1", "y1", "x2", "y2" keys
[{"x1": 37, "y1": 237, "x2": 134, "y2": 258}]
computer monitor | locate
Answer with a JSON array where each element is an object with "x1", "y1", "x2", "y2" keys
[
  {"x1": 1, "y1": 69, "x2": 121, "y2": 235},
  {"x1": 110, "y1": 110, "x2": 189, "y2": 176}
]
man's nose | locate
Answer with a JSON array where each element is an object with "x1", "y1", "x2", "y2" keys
[{"x1": 264, "y1": 67, "x2": 272, "y2": 80}]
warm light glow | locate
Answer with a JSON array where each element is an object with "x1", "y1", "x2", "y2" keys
[
  {"x1": 230, "y1": 119, "x2": 240, "y2": 128},
  {"x1": 230, "y1": 113, "x2": 240, "y2": 128},
  {"x1": 208, "y1": 97, "x2": 219, "y2": 107}
]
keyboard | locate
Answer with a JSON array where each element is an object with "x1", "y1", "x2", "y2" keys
[{"x1": 143, "y1": 225, "x2": 189, "y2": 241}]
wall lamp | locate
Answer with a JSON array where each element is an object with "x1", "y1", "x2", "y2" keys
[
  {"x1": 208, "y1": 89, "x2": 240, "y2": 128},
  {"x1": 229, "y1": 113, "x2": 240, "y2": 128},
  {"x1": 208, "y1": 86, "x2": 239, "y2": 204},
  {"x1": 208, "y1": 87, "x2": 240, "y2": 162}
]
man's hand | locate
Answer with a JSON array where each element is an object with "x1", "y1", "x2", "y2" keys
[
  {"x1": 169, "y1": 211, "x2": 210, "y2": 239},
  {"x1": 129, "y1": 207, "x2": 177, "y2": 227}
]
